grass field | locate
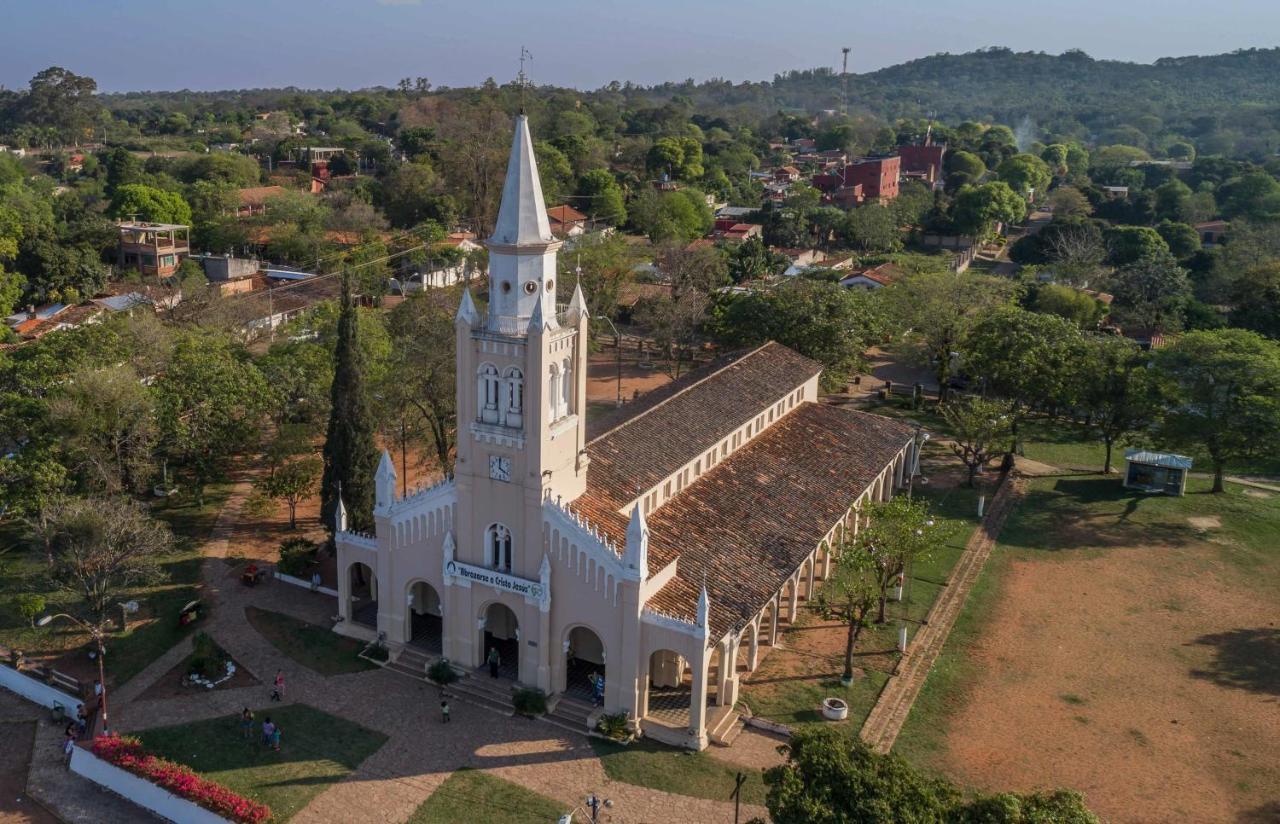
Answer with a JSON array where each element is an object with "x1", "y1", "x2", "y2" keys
[
  {"x1": 407, "y1": 769, "x2": 567, "y2": 824},
  {"x1": 894, "y1": 474, "x2": 1280, "y2": 823},
  {"x1": 0, "y1": 484, "x2": 232, "y2": 687},
  {"x1": 589, "y1": 737, "x2": 769, "y2": 806},
  {"x1": 244, "y1": 606, "x2": 376, "y2": 676},
  {"x1": 136, "y1": 703, "x2": 387, "y2": 822}
]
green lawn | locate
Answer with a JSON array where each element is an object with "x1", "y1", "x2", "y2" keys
[
  {"x1": 136, "y1": 703, "x2": 387, "y2": 823},
  {"x1": 738, "y1": 477, "x2": 980, "y2": 732},
  {"x1": 0, "y1": 484, "x2": 233, "y2": 687},
  {"x1": 894, "y1": 473, "x2": 1280, "y2": 772},
  {"x1": 407, "y1": 769, "x2": 566, "y2": 824},
  {"x1": 589, "y1": 737, "x2": 769, "y2": 806},
  {"x1": 244, "y1": 606, "x2": 376, "y2": 676}
]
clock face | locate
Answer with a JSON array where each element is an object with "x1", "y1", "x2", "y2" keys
[{"x1": 489, "y1": 455, "x2": 512, "y2": 483}]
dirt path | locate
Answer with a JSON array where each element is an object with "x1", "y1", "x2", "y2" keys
[{"x1": 939, "y1": 544, "x2": 1280, "y2": 824}]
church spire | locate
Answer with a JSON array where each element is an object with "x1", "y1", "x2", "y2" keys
[{"x1": 490, "y1": 115, "x2": 553, "y2": 247}]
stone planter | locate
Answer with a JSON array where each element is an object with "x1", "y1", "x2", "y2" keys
[{"x1": 822, "y1": 697, "x2": 849, "y2": 721}]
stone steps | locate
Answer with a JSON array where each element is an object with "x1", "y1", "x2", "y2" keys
[
  {"x1": 382, "y1": 647, "x2": 434, "y2": 682},
  {"x1": 708, "y1": 708, "x2": 742, "y2": 747},
  {"x1": 449, "y1": 672, "x2": 518, "y2": 717},
  {"x1": 547, "y1": 695, "x2": 595, "y2": 732}
]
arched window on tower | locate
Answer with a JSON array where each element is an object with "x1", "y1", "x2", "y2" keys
[
  {"x1": 560, "y1": 357, "x2": 573, "y2": 417},
  {"x1": 486, "y1": 523, "x2": 513, "y2": 572},
  {"x1": 478, "y1": 364, "x2": 500, "y2": 424},
  {"x1": 548, "y1": 363, "x2": 562, "y2": 421},
  {"x1": 503, "y1": 367, "x2": 524, "y2": 428}
]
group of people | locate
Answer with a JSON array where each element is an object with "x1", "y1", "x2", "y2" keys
[
  {"x1": 240, "y1": 707, "x2": 282, "y2": 751},
  {"x1": 60, "y1": 704, "x2": 90, "y2": 764}
]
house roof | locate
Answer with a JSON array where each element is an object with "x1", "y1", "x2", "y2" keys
[
  {"x1": 547, "y1": 204, "x2": 588, "y2": 225},
  {"x1": 237, "y1": 185, "x2": 286, "y2": 206},
  {"x1": 570, "y1": 342, "x2": 912, "y2": 636}
]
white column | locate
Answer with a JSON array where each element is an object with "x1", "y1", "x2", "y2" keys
[
  {"x1": 806, "y1": 554, "x2": 817, "y2": 599},
  {"x1": 787, "y1": 575, "x2": 799, "y2": 622},
  {"x1": 689, "y1": 644, "x2": 710, "y2": 749},
  {"x1": 768, "y1": 594, "x2": 780, "y2": 646},
  {"x1": 748, "y1": 621, "x2": 759, "y2": 671},
  {"x1": 337, "y1": 559, "x2": 351, "y2": 623}
]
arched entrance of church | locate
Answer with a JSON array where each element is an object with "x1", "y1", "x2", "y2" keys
[
  {"x1": 406, "y1": 581, "x2": 443, "y2": 653},
  {"x1": 480, "y1": 602, "x2": 519, "y2": 680},
  {"x1": 348, "y1": 562, "x2": 377, "y2": 628},
  {"x1": 645, "y1": 649, "x2": 692, "y2": 726},
  {"x1": 564, "y1": 626, "x2": 605, "y2": 703}
]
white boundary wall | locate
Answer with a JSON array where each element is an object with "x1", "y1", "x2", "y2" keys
[
  {"x1": 0, "y1": 663, "x2": 82, "y2": 713},
  {"x1": 69, "y1": 745, "x2": 231, "y2": 824},
  {"x1": 272, "y1": 571, "x2": 339, "y2": 597}
]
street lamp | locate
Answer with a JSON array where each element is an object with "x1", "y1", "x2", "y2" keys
[{"x1": 38, "y1": 613, "x2": 112, "y2": 735}]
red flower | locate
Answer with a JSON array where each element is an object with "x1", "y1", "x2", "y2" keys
[{"x1": 90, "y1": 736, "x2": 271, "y2": 823}]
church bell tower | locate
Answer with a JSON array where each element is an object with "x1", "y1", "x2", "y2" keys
[{"x1": 452, "y1": 114, "x2": 590, "y2": 581}]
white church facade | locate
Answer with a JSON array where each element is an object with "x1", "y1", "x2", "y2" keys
[{"x1": 333, "y1": 114, "x2": 921, "y2": 749}]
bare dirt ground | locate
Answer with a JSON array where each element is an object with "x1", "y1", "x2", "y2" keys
[
  {"x1": 136, "y1": 651, "x2": 260, "y2": 701},
  {"x1": 939, "y1": 542, "x2": 1280, "y2": 824},
  {"x1": 0, "y1": 692, "x2": 58, "y2": 824},
  {"x1": 586, "y1": 351, "x2": 673, "y2": 407}
]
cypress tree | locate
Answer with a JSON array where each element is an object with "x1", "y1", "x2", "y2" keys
[{"x1": 321, "y1": 273, "x2": 379, "y2": 533}]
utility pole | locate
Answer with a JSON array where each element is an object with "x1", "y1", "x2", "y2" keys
[
  {"x1": 841, "y1": 47, "x2": 851, "y2": 117},
  {"x1": 730, "y1": 771, "x2": 747, "y2": 824}
]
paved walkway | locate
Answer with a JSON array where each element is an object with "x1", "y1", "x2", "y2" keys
[
  {"x1": 860, "y1": 474, "x2": 1025, "y2": 754},
  {"x1": 57, "y1": 477, "x2": 769, "y2": 824}
]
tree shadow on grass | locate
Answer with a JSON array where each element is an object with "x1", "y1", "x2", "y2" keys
[
  {"x1": 997, "y1": 478, "x2": 1196, "y2": 552},
  {"x1": 1188, "y1": 628, "x2": 1280, "y2": 696}
]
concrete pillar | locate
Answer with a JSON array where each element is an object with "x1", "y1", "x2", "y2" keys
[
  {"x1": 748, "y1": 621, "x2": 759, "y2": 671},
  {"x1": 787, "y1": 575, "x2": 800, "y2": 622},
  {"x1": 337, "y1": 559, "x2": 351, "y2": 623},
  {"x1": 822, "y1": 542, "x2": 833, "y2": 579},
  {"x1": 715, "y1": 639, "x2": 731, "y2": 705},
  {"x1": 720, "y1": 638, "x2": 740, "y2": 706},
  {"x1": 688, "y1": 644, "x2": 710, "y2": 749},
  {"x1": 536, "y1": 603, "x2": 551, "y2": 692},
  {"x1": 768, "y1": 594, "x2": 780, "y2": 646},
  {"x1": 806, "y1": 553, "x2": 817, "y2": 599}
]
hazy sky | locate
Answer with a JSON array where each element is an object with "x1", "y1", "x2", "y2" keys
[{"x1": 3, "y1": 0, "x2": 1278, "y2": 93}]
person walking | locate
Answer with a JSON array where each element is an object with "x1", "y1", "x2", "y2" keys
[
  {"x1": 62, "y1": 728, "x2": 76, "y2": 767},
  {"x1": 592, "y1": 673, "x2": 605, "y2": 708},
  {"x1": 271, "y1": 671, "x2": 284, "y2": 702},
  {"x1": 261, "y1": 717, "x2": 275, "y2": 748},
  {"x1": 271, "y1": 725, "x2": 282, "y2": 752},
  {"x1": 75, "y1": 705, "x2": 88, "y2": 740},
  {"x1": 440, "y1": 699, "x2": 450, "y2": 724},
  {"x1": 240, "y1": 707, "x2": 254, "y2": 739},
  {"x1": 486, "y1": 647, "x2": 500, "y2": 678}
]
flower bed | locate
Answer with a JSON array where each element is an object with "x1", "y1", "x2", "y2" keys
[{"x1": 91, "y1": 736, "x2": 271, "y2": 824}]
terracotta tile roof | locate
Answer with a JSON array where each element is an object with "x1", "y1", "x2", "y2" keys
[
  {"x1": 547, "y1": 205, "x2": 587, "y2": 224},
  {"x1": 237, "y1": 185, "x2": 286, "y2": 206},
  {"x1": 651, "y1": 404, "x2": 913, "y2": 636}
]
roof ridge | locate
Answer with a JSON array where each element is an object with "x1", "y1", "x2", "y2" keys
[{"x1": 586, "y1": 342, "x2": 774, "y2": 447}]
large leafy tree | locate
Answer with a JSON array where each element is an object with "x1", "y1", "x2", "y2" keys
[
  {"x1": 1228, "y1": 262, "x2": 1280, "y2": 339},
  {"x1": 709, "y1": 279, "x2": 882, "y2": 390},
  {"x1": 1152, "y1": 329, "x2": 1280, "y2": 492},
  {"x1": 320, "y1": 275, "x2": 381, "y2": 532},
  {"x1": 763, "y1": 728, "x2": 1099, "y2": 824},
  {"x1": 23, "y1": 67, "x2": 101, "y2": 144},
  {"x1": 942, "y1": 398, "x2": 1015, "y2": 486},
  {"x1": 964, "y1": 307, "x2": 1082, "y2": 456},
  {"x1": 108, "y1": 184, "x2": 192, "y2": 225},
  {"x1": 996, "y1": 153, "x2": 1052, "y2": 197},
  {"x1": 382, "y1": 287, "x2": 458, "y2": 474},
  {"x1": 1074, "y1": 335, "x2": 1161, "y2": 474},
  {"x1": 839, "y1": 205, "x2": 902, "y2": 253},
  {"x1": 576, "y1": 169, "x2": 626, "y2": 226},
  {"x1": 1109, "y1": 250, "x2": 1191, "y2": 333},
  {"x1": 883, "y1": 271, "x2": 1015, "y2": 401},
  {"x1": 951, "y1": 181, "x2": 1026, "y2": 239},
  {"x1": 813, "y1": 531, "x2": 882, "y2": 686},
  {"x1": 154, "y1": 333, "x2": 271, "y2": 505}
]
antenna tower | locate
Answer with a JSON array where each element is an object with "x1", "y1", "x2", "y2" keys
[{"x1": 841, "y1": 47, "x2": 851, "y2": 117}]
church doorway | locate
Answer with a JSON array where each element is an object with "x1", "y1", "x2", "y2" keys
[
  {"x1": 645, "y1": 649, "x2": 692, "y2": 726},
  {"x1": 481, "y1": 602, "x2": 519, "y2": 680},
  {"x1": 348, "y1": 562, "x2": 377, "y2": 628},
  {"x1": 564, "y1": 626, "x2": 605, "y2": 703},
  {"x1": 407, "y1": 581, "x2": 443, "y2": 653}
]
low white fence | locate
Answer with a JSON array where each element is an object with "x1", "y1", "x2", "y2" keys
[
  {"x1": 273, "y1": 570, "x2": 339, "y2": 597},
  {"x1": 0, "y1": 662, "x2": 82, "y2": 713},
  {"x1": 69, "y1": 745, "x2": 231, "y2": 824}
]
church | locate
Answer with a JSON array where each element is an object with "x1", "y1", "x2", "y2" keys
[{"x1": 333, "y1": 113, "x2": 921, "y2": 750}]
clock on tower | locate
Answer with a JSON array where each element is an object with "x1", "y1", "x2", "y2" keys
[{"x1": 488, "y1": 455, "x2": 512, "y2": 483}]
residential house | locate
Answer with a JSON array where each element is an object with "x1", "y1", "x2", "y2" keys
[
  {"x1": 839, "y1": 262, "x2": 904, "y2": 290},
  {"x1": 547, "y1": 205, "x2": 589, "y2": 238},
  {"x1": 117, "y1": 221, "x2": 190, "y2": 277},
  {"x1": 235, "y1": 185, "x2": 286, "y2": 218}
]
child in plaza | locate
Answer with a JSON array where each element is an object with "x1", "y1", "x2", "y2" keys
[
  {"x1": 261, "y1": 717, "x2": 275, "y2": 747},
  {"x1": 440, "y1": 699, "x2": 450, "y2": 723},
  {"x1": 241, "y1": 707, "x2": 254, "y2": 739}
]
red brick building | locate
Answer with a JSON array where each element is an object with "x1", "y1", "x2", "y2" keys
[
  {"x1": 897, "y1": 144, "x2": 946, "y2": 186},
  {"x1": 811, "y1": 155, "x2": 900, "y2": 205}
]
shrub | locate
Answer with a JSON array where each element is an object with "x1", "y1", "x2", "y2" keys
[
  {"x1": 596, "y1": 712, "x2": 629, "y2": 741},
  {"x1": 427, "y1": 658, "x2": 459, "y2": 685},
  {"x1": 188, "y1": 632, "x2": 226, "y2": 680},
  {"x1": 512, "y1": 687, "x2": 547, "y2": 717},
  {"x1": 91, "y1": 736, "x2": 271, "y2": 824},
  {"x1": 276, "y1": 538, "x2": 319, "y2": 577},
  {"x1": 363, "y1": 642, "x2": 389, "y2": 663},
  {"x1": 15, "y1": 594, "x2": 46, "y2": 627}
]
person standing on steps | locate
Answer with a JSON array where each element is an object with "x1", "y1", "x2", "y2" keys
[
  {"x1": 271, "y1": 670, "x2": 284, "y2": 701},
  {"x1": 487, "y1": 647, "x2": 500, "y2": 678}
]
